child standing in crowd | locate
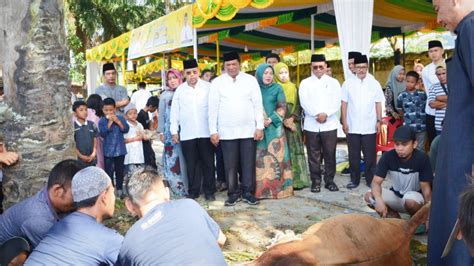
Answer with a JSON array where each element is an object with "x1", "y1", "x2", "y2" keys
[
  {"x1": 136, "y1": 96, "x2": 159, "y2": 169},
  {"x1": 123, "y1": 103, "x2": 146, "y2": 180},
  {"x1": 99, "y1": 98, "x2": 129, "y2": 197},
  {"x1": 86, "y1": 94, "x2": 105, "y2": 169},
  {"x1": 73, "y1": 101, "x2": 98, "y2": 166},
  {"x1": 397, "y1": 71, "x2": 427, "y2": 151}
]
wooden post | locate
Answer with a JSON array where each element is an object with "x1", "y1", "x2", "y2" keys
[{"x1": 216, "y1": 39, "x2": 221, "y2": 75}]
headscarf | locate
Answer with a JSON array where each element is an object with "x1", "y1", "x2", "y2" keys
[
  {"x1": 386, "y1": 65, "x2": 406, "y2": 99},
  {"x1": 255, "y1": 64, "x2": 278, "y2": 90},
  {"x1": 166, "y1": 69, "x2": 183, "y2": 91},
  {"x1": 273, "y1": 62, "x2": 297, "y2": 114}
]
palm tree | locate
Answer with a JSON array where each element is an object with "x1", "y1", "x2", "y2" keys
[{"x1": 1, "y1": 0, "x2": 74, "y2": 207}]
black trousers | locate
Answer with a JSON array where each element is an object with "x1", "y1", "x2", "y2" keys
[
  {"x1": 220, "y1": 138, "x2": 256, "y2": 197},
  {"x1": 347, "y1": 133, "x2": 376, "y2": 185},
  {"x1": 181, "y1": 138, "x2": 216, "y2": 197},
  {"x1": 142, "y1": 141, "x2": 157, "y2": 170},
  {"x1": 305, "y1": 129, "x2": 338, "y2": 185},
  {"x1": 104, "y1": 155, "x2": 125, "y2": 190},
  {"x1": 215, "y1": 144, "x2": 226, "y2": 183},
  {"x1": 426, "y1": 114, "x2": 436, "y2": 147}
]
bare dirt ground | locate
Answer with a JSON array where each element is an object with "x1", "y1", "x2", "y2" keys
[{"x1": 106, "y1": 142, "x2": 428, "y2": 265}]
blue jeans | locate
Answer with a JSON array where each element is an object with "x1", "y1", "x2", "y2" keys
[{"x1": 104, "y1": 155, "x2": 125, "y2": 190}]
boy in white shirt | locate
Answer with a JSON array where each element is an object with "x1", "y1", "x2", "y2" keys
[{"x1": 123, "y1": 103, "x2": 146, "y2": 185}]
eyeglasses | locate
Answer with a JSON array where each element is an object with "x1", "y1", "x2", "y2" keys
[
  {"x1": 312, "y1": 65, "x2": 325, "y2": 70},
  {"x1": 356, "y1": 66, "x2": 368, "y2": 70}
]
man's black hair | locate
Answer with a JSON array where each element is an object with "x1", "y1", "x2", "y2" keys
[
  {"x1": 72, "y1": 100, "x2": 87, "y2": 112},
  {"x1": 146, "y1": 96, "x2": 159, "y2": 108},
  {"x1": 47, "y1": 160, "x2": 85, "y2": 189},
  {"x1": 102, "y1": 97, "x2": 116, "y2": 107},
  {"x1": 266, "y1": 53, "x2": 280, "y2": 62},
  {"x1": 202, "y1": 69, "x2": 213, "y2": 75},
  {"x1": 406, "y1": 70, "x2": 420, "y2": 81},
  {"x1": 459, "y1": 185, "x2": 474, "y2": 251},
  {"x1": 74, "y1": 195, "x2": 99, "y2": 209},
  {"x1": 138, "y1": 82, "x2": 146, "y2": 89}
]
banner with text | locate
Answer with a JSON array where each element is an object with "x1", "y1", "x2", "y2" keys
[{"x1": 128, "y1": 5, "x2": 194, "y2": 59}]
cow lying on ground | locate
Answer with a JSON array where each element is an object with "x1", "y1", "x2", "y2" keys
[{"x1": 252, "y1": 203, "x2": 430, "y2": 266}]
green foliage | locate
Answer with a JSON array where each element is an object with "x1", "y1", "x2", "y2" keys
[{"x1": 65, "y1": 0, "x2": 180, "y2": 84}]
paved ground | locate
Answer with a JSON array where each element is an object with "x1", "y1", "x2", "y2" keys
[{"x1": 147, "y1": 140, "x2": 428, "y2": 265}]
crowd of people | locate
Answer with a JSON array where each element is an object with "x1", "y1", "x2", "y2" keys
[{"x1": 0, "y1": 20, "x2": 473, "y2": 264}]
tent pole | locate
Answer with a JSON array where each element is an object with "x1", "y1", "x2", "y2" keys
[
  {"x1": 162, "y1": 53, "x2": 166, "y2": 90},
  {"x1": 121, "y1": 53, "x2": 127, "y2": 86},
  {"x1": 402, "y1": 33, "x2": 406, "y2": 68},
  {"x1": 310, "y1": 14, "x2": 315, "y2": 53},
  {"x1": 193, "y1": 27, "x2": 198, "y2": 59},
  {"x1": 216, "y1": 39, "x2": 221, "y2": 75},
  {"x1": 296, "y1": 51, "x2": 300, "y2": 86}
]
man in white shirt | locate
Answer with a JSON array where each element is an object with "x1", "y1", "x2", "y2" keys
[
  {"x1": 299, "y1": 54, "x2": 342, "y2": 193},
  {"x1": 170, "y1": 59, "x2": 216, "y2": 201},
  {"x1": 341, "y1": 54, "x2": 384, "y2": 189},
  {"x1": 130, "y1": 82, "x2": 152, "y2": 112},
  {"x1": 180, "y1": 12, "x2": 193, "y2": 43},
  {"x1": 422, "y1": 40, "x2": 444, "y2": 147},
  {"x1": 208, "y1": 52, "x2": 264, "y2": 206}
]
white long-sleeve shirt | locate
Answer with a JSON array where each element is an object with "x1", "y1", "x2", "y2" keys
[
  {"x1": 130, "y1": 89, "x2": 152, "y2": 111},
  {"x1": 299, "y1": 74, "x2": 342, "y2": 132},
  {"x1": 421, "y1": 62, "x2": 441, "y2": 116},
  {"x1": 342, "y1": 75, "x2": 384, "y2": 135},
  {"x1": 208, "y1": 72, "x2": 264, "y2": 140},
  {"x1": 170, "y1": 79, "x2": 211, "y2": 141}
]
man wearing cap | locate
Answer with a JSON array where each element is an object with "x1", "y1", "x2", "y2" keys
[
  {"x1": 421, "y1": 40, "x2": 444, "y2": 147},
  {"x1": 95, "y1": 63, "x2": 130, "y2": 115},
  {"x1": 265, "y1": 53, "x2": 280, "y2": 67},
  {"x1": 429, "y1": 1, "x2": 474, "y2": 264},
  {"x1": 347, "y1": 51, "x2": 362, "y2": 77},
  {"x1": 299, "y1": 54, "x2": 342, "y2": 193},
  {"x1": 0, "y1": 160, "x2": 84, "y2": 248},
  {"x1": 170, "y1": 59, "x2": 216, "y2": 201},
  {"x1": 341, "y1": 54, "x2": 384, "y2": 189},
  {"x1": 120, "y1": 168, "x2": 226, "y2": 265},
  {"x1": 0, "y1": 237, "x2": 30, "y2": 265},
  {"x1": 364, "y1": 126, "x2": 433, "y2": 218},
  {"x1": 25, "y1": 167, "x2": 123, "y2": 265},
  {"x1": 208, "y1": 52, "x2": 264, "y2": 206}
]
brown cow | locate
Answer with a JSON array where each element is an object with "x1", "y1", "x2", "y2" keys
[{"x1": 251, "y1": 203, "x2": 430, "y2": 266}]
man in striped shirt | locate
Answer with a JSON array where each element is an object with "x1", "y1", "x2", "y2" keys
[{"x1": 428, "y1": 64, "x2": 448, "y2": 135}]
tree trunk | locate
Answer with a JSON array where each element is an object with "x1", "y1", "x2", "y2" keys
[{"x1": 0, "y1": 0, "x2": 75, "y2": 207}]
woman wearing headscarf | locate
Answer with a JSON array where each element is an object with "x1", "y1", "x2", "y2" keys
[
  {"x1": 255, "y1": 64, "x2": 293, "y2": 199},
  {"x1": 273, "y1": 62, "x2": 310, "y2": 189},
  {"x1": 384, "y1": 65, "x2": 405, "y2": 120},
  {"x1": 157, "y1": 69, "x2": 188, "y2": 198}
]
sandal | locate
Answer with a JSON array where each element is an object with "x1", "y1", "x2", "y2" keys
[{"x1": 325, "y1": 182, "x2": 339, "y2": 192}]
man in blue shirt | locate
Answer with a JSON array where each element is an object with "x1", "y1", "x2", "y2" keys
[
  {"x1": 26, "y1": 167, "x2": 123, "y2": 265},
  {"x1": 429, "y1": 1, "x2": 474, "y2": 265},
  {"x1": 119, "y1": 168, "x2": 227, "y2": 265},
  {"x1": 0, "y1": 160, "x2": 84, "y2": 248}
]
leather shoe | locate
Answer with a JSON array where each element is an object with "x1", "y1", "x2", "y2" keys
[
  {"x1": 311, "y1": 182, "x2": 321, "y2": 193},
  {"x1": 346, "y1": 182, "x2": 359, "y2": 189}
]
